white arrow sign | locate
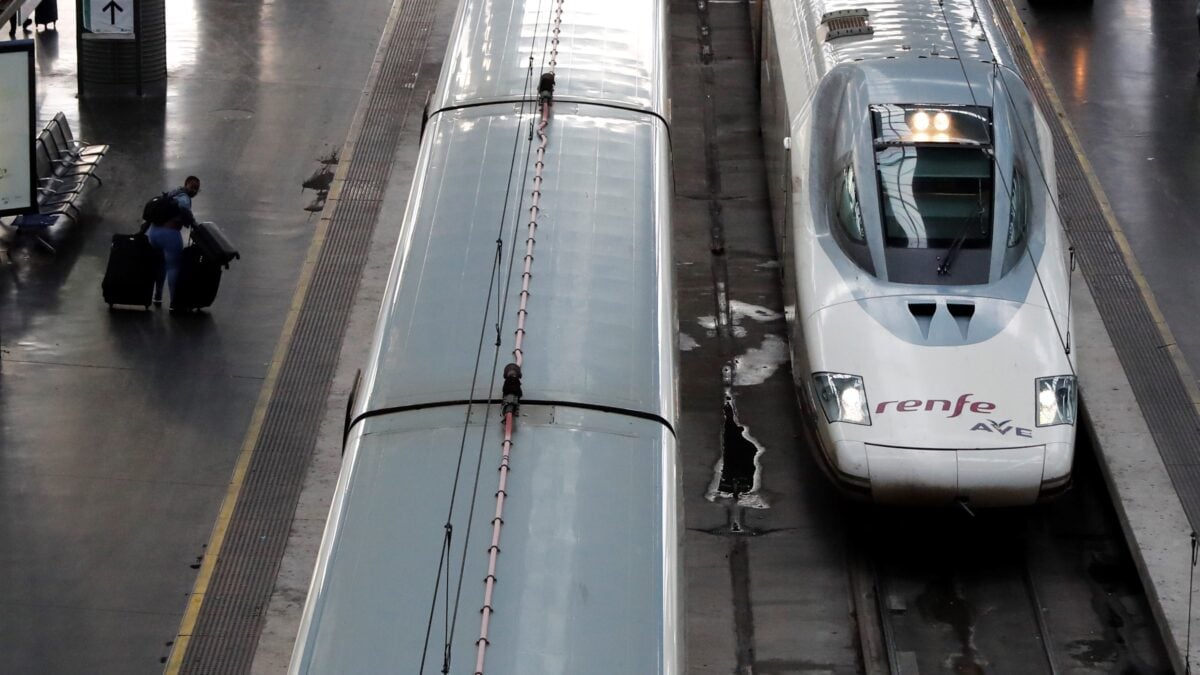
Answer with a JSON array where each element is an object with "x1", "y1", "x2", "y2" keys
[{"x1": 84, "y1": 0, "x2": 136, "y2": 36}]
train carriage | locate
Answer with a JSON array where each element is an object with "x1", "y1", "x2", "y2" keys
[
  {"x1": 760, "y1": 0, "x2": 1077, "y2": 506},
  {"x1": 290, "y1": 0, "x2": 680, "y2": 672}
]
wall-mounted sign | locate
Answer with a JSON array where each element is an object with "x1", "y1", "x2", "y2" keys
[
  {"x1": 0, "y1": 40, "x2": 36, "y2": 217},
  {"x1": 82, "y1": 0, "x2": 136, "y2": 38}
]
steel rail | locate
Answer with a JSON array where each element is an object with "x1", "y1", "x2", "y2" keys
[
  {"x1": 848, "y1": 531, "x2": 894, "y2": 675},
  {"x1": 1021, "y1": 532, "x2": 1062, "y2": 675}
]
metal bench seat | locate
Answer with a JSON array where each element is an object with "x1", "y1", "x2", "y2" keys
[
  {"x1": 36, "y1": 132, "x2": 103, "y2": 185},
  {"x1": 5, "y1": 113, "x2": 107, "y2": 253},
  {"x1": 46, "y1": 124, "x2": 105, "y2": 166},
  {"x1": 51, "y1": 112, "x2": 108, "y2": 158}
]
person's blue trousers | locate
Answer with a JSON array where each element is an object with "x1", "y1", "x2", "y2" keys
[{"x1": 147, "y1": 225, "x2": 184, "y2": 305}]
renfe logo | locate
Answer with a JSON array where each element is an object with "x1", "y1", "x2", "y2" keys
[{"x1": 875, "y1": 393, "x2": 994, "y2": 418}]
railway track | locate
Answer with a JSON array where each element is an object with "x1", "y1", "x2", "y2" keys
[
  {"x1": 674, "y1": 0, "x2": 1175, "y2": 672},
  {"x1": 851, "y1": 511, "x2": 1058, "y2": 674},
  {"x1": 848, "y1": 447, "x2": 1171, "y2": 674}
]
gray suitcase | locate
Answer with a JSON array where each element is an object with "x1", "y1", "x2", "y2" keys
[{"x1": 190, "y1": 221, "x2": 239, "y2": 268}]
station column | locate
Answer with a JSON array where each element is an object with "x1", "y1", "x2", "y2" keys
[{"x1": 76, "y1": 0, "x2": 166, "y2": 96}]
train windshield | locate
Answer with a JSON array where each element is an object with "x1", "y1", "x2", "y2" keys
[
  {"x1": 875, "y1": 145, "x2": 993, "y2": 249},
  {"x1": 871, "y1": 105, "x2": 994, "y2": 251}
]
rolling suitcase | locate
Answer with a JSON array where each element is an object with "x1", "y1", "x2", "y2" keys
[
  {"x1": 172, "y1": 245, "x2": 222, "y2": 311},
  {"x1": 34, "y1": 0, "x2": 58, "y2": 29},
  {"x1": 190, "y1": 222, "x2": 239, "y2": 268},
  {"x1": 102, "y1": 233, "x2": 160, "y2": 309}
]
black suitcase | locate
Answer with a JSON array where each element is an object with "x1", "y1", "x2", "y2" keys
[
  {"x1": 190, "y1": 222, "x2": 239, "y2": 268},
  {"x1": 102, "y1": 233, "x2": 160, "y2": 309},
  {"x1": 172, "y1": 245, "x2": 223, "y2": 311},
  {"x1": 34, "y1": 1, "x2": 58, "y2": 28}
]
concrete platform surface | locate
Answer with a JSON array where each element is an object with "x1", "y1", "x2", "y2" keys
[{"x1": 0, "y1": 1, "x2": 393, "y2": 671}]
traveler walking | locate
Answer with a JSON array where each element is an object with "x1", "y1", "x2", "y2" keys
[{"x1": 145, "y1": 176, "x2": 201, "y2": 307}]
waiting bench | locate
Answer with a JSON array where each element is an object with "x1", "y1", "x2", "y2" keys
[{"x1": 8, "y1": 112, "x2": 107, "y2": 252}]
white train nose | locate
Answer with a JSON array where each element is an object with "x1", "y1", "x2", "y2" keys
[{"x1": 855, "y1": 443, "x2": 1046, "y2": 507}]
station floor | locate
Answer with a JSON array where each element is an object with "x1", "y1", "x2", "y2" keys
[
  {"x1": 1015, "y1": 0, "x2": 1200, "y2": 393},
  {"x1": 0, "y1": 1, "x2": 396, "y2": 671},
  {"x1": 2, "y1": 0, "x2": 1199, "y2": 673}
]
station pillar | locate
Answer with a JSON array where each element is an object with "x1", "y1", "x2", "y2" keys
[{"x1": 76, "y1": 0, "x2": 166, "y2": 97}]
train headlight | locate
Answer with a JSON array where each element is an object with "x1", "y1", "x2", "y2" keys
[
  {"x1": 813, "y1": 373, "x2": 871, "y2": 425},
  {"x1": 1035, "y1": 375, "x2": 1077, "y2": 427}
]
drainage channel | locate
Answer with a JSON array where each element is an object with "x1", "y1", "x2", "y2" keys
[
  {"x1": 695, "y1": 0, "x2": 766, "y2": 529},
  {"x1": 693, "y1": 1, "x2": 768, "y2": 673}
]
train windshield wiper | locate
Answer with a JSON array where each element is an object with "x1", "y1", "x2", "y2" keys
[{"x1": 936, "y1": 188, "x2": 987, "y2": 276}]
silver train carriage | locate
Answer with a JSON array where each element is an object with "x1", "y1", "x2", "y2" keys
[
  {"x1": 759, "y1": 0, "x2": 1077, "y2": 506},
  {"x1": 290, "y1": 0, "x2": 680, "y2": 672}
]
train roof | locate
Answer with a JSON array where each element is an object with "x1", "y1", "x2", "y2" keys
[
  {"x1": 431, "y1": 0, "x2": 668, "y2": 117},
  {"x1": 292, "y1": 406, "x2": 679, "y2": 673},
  {"x1": 357, "y1": 103, "x2": 675, "y2": 422},
  {"x1": 770, "y1": 0, "x2": 1017, "y2": 69}
]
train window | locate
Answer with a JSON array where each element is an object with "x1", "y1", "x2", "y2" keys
[
  {"x1": 829, "y1": 163, "x2": 876, "y2": 275},
  {"x1": 1006, "y1": 168, "x2": 1028, "y2": 248},
  {"x1": 874, "y1": 145, "x2": 994, "y2": 250},
  {"x1": 834, "y1": 166, "x2": 866, "y2": 243}
]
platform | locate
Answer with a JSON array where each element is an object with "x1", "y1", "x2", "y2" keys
[{"x1": 0, "y1": 1, "x2": 401, "y2": 671}]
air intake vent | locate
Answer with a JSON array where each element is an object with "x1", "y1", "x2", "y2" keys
[
  {"x1": 908, "y1": 302, "x2": 936, "y2": 318},
  {"x1": 946, "y1": 303, "x2": 975, "y2": 319},
  {"x1": 821, "y1": 9, "x2": 873, "y2": 41},
  {"x1": 908, "y1": 302, "x2": 936, "y2": 340},
  {"x1": 947, "y1": 302, "x2": 975, "y2": 339}
]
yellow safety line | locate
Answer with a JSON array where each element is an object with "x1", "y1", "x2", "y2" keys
[
  {"x1": 162, "y1": 0, "x2": 409, "y2": 670},
  {"x1": 996, "y1": 0, "x2": 1200, "y2": 413}
]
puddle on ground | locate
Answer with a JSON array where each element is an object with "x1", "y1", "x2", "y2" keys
[
  {"x1": 706, "y1": 395, "x2": 768, "y2": 509},
  {"x1": 697, "y1": 298, "x2": 783, "y2": 340},
  {"x1": 732, "y1": 333, "x2": 787, "y2": 386},
  {"x1": 679, "y1": 332, "x2": 699, "y2": 351}
]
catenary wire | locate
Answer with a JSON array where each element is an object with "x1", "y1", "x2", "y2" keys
[
  {"x1": 934, "y1": 0, "x2": 1074, "y2": 369},
  {"x1": 471, "y1": 3, "x2": 564, "y2": 671},
  {"x1": 416, "y1": 2, "x2": 549, "y2": 671},
  {"x1": 445, "y1": 0, "x2": 561, "y2": 670}
]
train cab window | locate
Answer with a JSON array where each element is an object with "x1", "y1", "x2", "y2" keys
[
  {"x1": 834, "y1": 166, "x2": 866, "y2": 242},
  {"x1": 870, "y1": 104, "x2": 996, "y2": 284},
  {"x1": 1006, "y1": 168, "x2": 1028, "y2": 248},
  {"x1": 998, "y1": 167, "x2": 1031, "y2": 276},
  {"x1": 875, "y1": 145, "x2": 993, "y2": 249},
  {"x1": 830, "y1": 164, "x2": 876, "y2": 275}
]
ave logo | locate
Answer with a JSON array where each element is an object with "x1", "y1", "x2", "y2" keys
[{"x1": 971, "y1": 418, "x2": 1032, "y2": 438}]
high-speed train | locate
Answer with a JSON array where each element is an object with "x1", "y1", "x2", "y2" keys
[
  {"x1": 290, "y1": 0, "x2": 680, "y2": 672},
  {"x1": 759, "y1": 0, "x2": 1077, "y2": 506}
]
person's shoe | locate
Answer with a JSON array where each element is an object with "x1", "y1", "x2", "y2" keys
[{"x1": 153, "y1": 300, "x2": 162, "y2": 307}]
